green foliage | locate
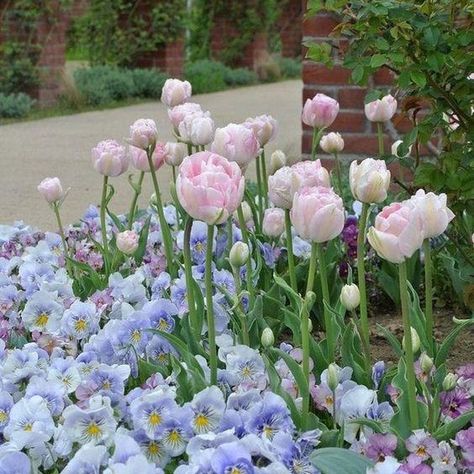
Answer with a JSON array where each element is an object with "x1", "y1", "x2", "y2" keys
[
  {"x1": 223, "y1": 67, "x2": 258, "y2": 87},
  {"x1": 0, "y1": 92, "x2": 35, "y2": 118},
  {"x1": 69, "y1": 0, "x2": 186, "y2": 67},
  {"x1": 73, "y1": 66, "x2": 167, "y2": 106},
  {"x1": 276, "y1": 56, "x2": 302, "y2": 78},
  {"x1": 310, "y1": 448, "x2": 374, "y2": 474}
]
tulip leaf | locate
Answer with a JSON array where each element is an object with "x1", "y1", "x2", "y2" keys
[
  {"x1": 310, "y1": 448, "x2": 374, "y2": 473},
  {"x1": 433, "y1": 409, "x2": 474, "y2": 441},
  {"x1": 376, "y1": 323, "x2": 403, "y2": 358},
  {"x1": 435, "y1": 318, "x2": 474, "y2": 366}
]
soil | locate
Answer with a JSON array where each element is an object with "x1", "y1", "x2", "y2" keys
[{"x1": 368, "y1": 306, "x2": 474, "y2": 369}]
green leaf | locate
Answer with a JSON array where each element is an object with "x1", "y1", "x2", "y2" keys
[
  {"x1": 376, "y1": 323, "x2": 403, "y2": 357},
  {"x1": 310, "y1": 448, "x2": 374, "y2": 474},
  {"x1": 273, "y1": 272, "x2": 302, "y2": 312},
  {"x1": 364, "y1": 89, "x2": 382, "y2": 104},
  {"x1": 351, "y1": 65, "x2": 365, "y2": 84},
  {"x1": 370, "y1": 54, "x2": 387, "y2": 68},
  {"x1": 433, "y1": 410, "x2": 474, "y2": 441},
  {"x1": 305, "y1": 42, "x2": 333, "y2": 67},
  {"x1": 435, "y1": 318, "x2": 474, "y2": 366},
  {"x1": 133, "y1": 215, "x2": 151, "y2": 265},
  {"x1": 410, "y1": 70, "x2": 426, "y2": 87}
]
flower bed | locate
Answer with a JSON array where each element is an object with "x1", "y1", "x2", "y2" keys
[{"x1": 0, "y1": 78, "x2": 472, "y2": 473}]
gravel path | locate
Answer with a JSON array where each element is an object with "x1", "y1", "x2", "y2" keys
[{"x1": 0, "y1": 80, "x2": 301, "y2": 230}]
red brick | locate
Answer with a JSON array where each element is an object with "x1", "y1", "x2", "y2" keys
[
  {"x1": 303, "y1": 14, "x2": 339, "y2": 37},
  {"x1": 374, "y1": 67, "x2": 395, "y2": 85},
  {"x1": 303, "y1": 63, "x2": 351, "y2": 85},
  {"x1": 302, "y1": 87, "x2": 337, "y2": 103},
  {"x1": 338, "y1": 88, "x2": 367, "y2": 109},
  {"x1": 302, "y1": 111, "x2": 366, "y2": 133},
  {"x1": 342, "y1": 134, "x2": 391, "y2": 155}
]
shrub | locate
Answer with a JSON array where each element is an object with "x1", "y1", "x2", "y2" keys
[
  {"x1": 255, "y1": 56, "x2": 281, "y2": 82},
  {"x1": 0, "y1": 92, "x2": 35, "y2": 118},
  {"x1": 223, "y1": 67, "x2": 258, "y2": 86},
  {"x1": 129, "y1": 69, "x2": 167, "y2": 99},
  {"x1": 184, "y1": 60, "x2": 227, "y2": 93},
  {"x1": 277, "y1": 56, "x2": 301, "y2": 78}
]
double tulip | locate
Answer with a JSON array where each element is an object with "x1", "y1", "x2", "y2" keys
[
  {"x1": 244, "y1": 114, "x2": 278, "y2": 146},
  {"x1": 320, "y1": 132, "x2": 344, "y2": 154},
  {"x1": 164, "y1": 142, "x2": 187, "y2": 167},
  {"x1": 176, "y1": 151, "x2": 244, "y2": 225},
  {"x1": 168, "y1": 102, "x2": 204, "y2": 129},
  {"x1": 91, "y1": 140, "x2": 129, "y2": 177},
  {"x1": 128, "y1": 119, "x2": 158, "y2": 151},
  {"x1": 116, "y1": 230, "x2": 139, "y2": 255},
  {"x1": 37, "y1": 177, "x2": 65, "y2": 204},
  {"x1": 262, "y1": 208, "x2": 285, "y2": 238},
  {"x1": 349, "y1": 158, "x2": 391, "y2": 204},
  {"x1": 161, "y1": 78, "x2": 192, "y2": 108},
  {"x1": 364, "y1": 94, "x2": 397, "y2": 123},
  {"x1": 292, "y1": 159, "x2": 331, "y2": 189},
  {"x1": 302, "y1": 93, "x2": 339, "y2": 129},
  {"x1": 130, "y1": 142, "x2": 166, "y2": 172},
  {"x1": 178, "y1": 113, "x2": 215, "y2": 146}
]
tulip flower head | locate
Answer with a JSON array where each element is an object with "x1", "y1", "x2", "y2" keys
[
  {"x1": 349, "y1": 158, "x2": 391, "y2": 204},
  {"x1": 91, "y1": 140, "x2": 129, "y2": 177},
  {"x1": 364, "y1": 95, "x2": 397, "y2": 123},
  {"x1": 38, "y1": 177, "x2": 65, "y2": 205},
  {"x1": 302, "y1": 93, "x2": 339, "y2": 129},
  {"x1": 128, "y1": 119, "x2": 158, "y2": 151},
  {"x1": 161, "y1": 78, "x2": 192, "y2": 108}
]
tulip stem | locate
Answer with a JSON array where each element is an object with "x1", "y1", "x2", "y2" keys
[
  {"x1": 128, "y1": 171, "x2": 145, "y2": 229},
  {"x1": 316, "y1": 242, "x2": 334, "y2": 361},
  {"x1": 260, "y1": 149, "x2": 269, "y2": 208},
  {"x1": 206, "y1": 224, "x2": 218, "y2": 385},
  {"x1": 100, "y1": 176, "x2": 109, "y2": 273},
  {"x1": 311, "y1": 128, "x2": 324, "y2": 161},
  {"x1": 333, "y1": 151, "x2": 343, "y2": 197},
  {"x1": 183, "y1": 217, "x2": 199, "y2": 337},
  {"x1": 255, "y1": 153, "x2": 264, "y2": 227},
  {"x1": 399, "y1": 260, "x2": 420, "y2": 430},
  {"x1": 356, "y1": 202, "x2": 371, "y2": 369},
  {"x1": 232, "y1": 267, "x2": 250, "y2": 346},
  {"x1": 171, "y1": 166, "x2": 180, "y2": 229},
  {"x1": 423, "y1": 239, "x2": 434, "y2": 356},
  {"x1": 226, "y1": 217, "x2": 233, "y2": 256},
  {"x1": 284, "y1": 209, "x2": 298, "y2": 292},
  {"x1": 377, "y1": 122, "x2": 385, "y2": 157},
  {"x1": 147, "y1": 147, "x2": 176, "y2": 277},
  {"x1": 237, "y1": 205, "x2": 256, "y2": 307},
  {"x1": 52, "y1": 204, "x2": 73, "y2": 276}
]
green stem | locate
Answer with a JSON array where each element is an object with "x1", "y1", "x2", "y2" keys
[
  {"x1": 423, "y1": 239, "x2": 434, "y2": 356},
  {"x1": 128, "y1": 171, "x2": 145, "y2": 229},
  {"x1": 232, "y1": 268, "x2": 250, "y2": 346},
  {"x1": 226, "y1": 217, "x2": 233, "y2": 256},
  {"x1": 260, "y1": 149, "x2": 269, "y2": 208},
  {"x1": 356, "y1": 203, "x2": 371, "y2": 369},
  {"x1": 237, "y1": 205, "x2": 256, "y2": 307},
  {"x1": 399, "y1": 261, "x2": 420, "y2": 429},
  {"x1": 333, "y1": 151, "x2": 343, "y2": 197},
  {"x1": 311, "y1": 127, "x2": 324, "y2": 161},
  {"x1": 206, "y1": 224, "x2": 218, "y2": 385},
  {"x1": 316, "y1": 242, "x2": 334, "y2": 361},
  {"x1": 377, "y1": 122, "x2": 385, "y2": 157},
  {"x1": 171, "y1": 166, "x2": 180, "y2": 229},
  {"x1": 100, "y1": 175, "x2": 109, "y2": 273},
  {"x1": 284, "y1": 209, "x2": 297, "y2": 292},
  {"x1": 183, "y1": 217, "x2": 199, "y2": 336},
  {"x1": 187, "y1": 143, "x2": 193, "y2": 156},
  {"x1": 147, "y1": 148, "x2": 176, "y2": 277},
  {"x1": 255, "y1": 153, "x2": 264, "y2": 227},
  {"x1": 53, "y1": 204, "x2": 73, "y2": 276},
  {"x1": 306, "y1": 242, "x2": 317, "y2": 294}
]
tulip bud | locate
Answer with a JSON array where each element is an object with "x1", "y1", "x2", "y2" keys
[
  {"x1": 262, "y1": 208, "x2": 285, "y2": 238},
  {"x1": 261, "y1": 327, "x2": 274, "y2": 348},
  {"x1": 129, "y1": 119, "x2": 158, "y2": 150},
  {"x1": 229, "y1": 242, "x2": 250, "y2": 268},
  {"x1": 150, "y1": 193, "x2": 158, "y2": 207},
  {"x1": 340, "y1": 284, "x2": 360, "y2": 310},
  {"x1": 270, "y1": 150, "x2": 287, "y2": 174},
  {"x1": 327, "y1": 363, "x2": 339, "y2": 391},
  {"x1": 308, "y1": 318, "x2": 313, "y2": 333},
  {"x1": 320, "y1": 132, "x2": 344, "y2": 154},
  {"x1": 402, "y1": 327, "x2": 420, "y2": 354},
  {"x1": 419, "y1": 352, "x2": 433, "y2": 374},
  {"x1": 116, "y1": 230, "x2": 139, "y2": 255},
  {"x1": 233, "y1": 201, "x2": 252, "y2": 223},
  {"x1": 364, "y1": 95, "x2": 397, "y2": 123},
  {"x1": 442, "y1": 373, "x2": 458, "y2": 391},
  {"x1": 38, "y1": 177, "x2": 65, "y2": 205},
  {"x1": 164, "y1": 142, "x2": 187, "y2": 167},
  {"x1": 391, "y1": 140, "x2": 411, "y2": 158},
  {"x1": 349, "y1": 158, "x2": 391, "y2": 204}
]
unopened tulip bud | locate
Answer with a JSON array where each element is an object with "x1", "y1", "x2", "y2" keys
[
  {"x1": 442, "y1": 373, "x2": 458, "y2": 391},
  {"x1": 262, "y1": 208, "x2": 285, "y2": 238},
  {"x1": 364, "y1": 94, "x2": 397, "y2": 123},
  {"x1": 308, "y1": 318, "x2": 313, "y2": 333},
  {"x1": 402, "y1": 327, "x2": 420, "y2": 354},
  {"x1": 164, "y1": 142, "x2": 187, "y2": 167},
  {"x1": 270, "y1": 150, "x2": 287, "y2": 173},
  {"x1": 320, "y1": 132, "x2": 344, "y2": 154},
  {"x1": 340, "y1": 284, "x2": 360, "y2": 310},
  {"x1": 38, "y1": 177, "x2": 65, "y2": 204},
  {"x1": 327, "y1": 363, "x2": 339, "y2": 391},
  {"x1": 419, "y1": 352, "x2": 433, "y2": 374},
  {"x1": 150, "y1": 193, "x2": 158, "y2": 207},
  {"x1": 233, "y1": 202, "x2": 252, "y2": 223},
  {"x1": 261, "y1": 327, "x2": 274, "y2": 348},
  {"x1": 391, "y1": 140, "x2": 412, "y2": 158},
  {"x1": 116, "y1": 230, "x2": 139, "y2": 255},
  {"x1": 229, "y1": 241, "x2": 250, "y2": 268}
]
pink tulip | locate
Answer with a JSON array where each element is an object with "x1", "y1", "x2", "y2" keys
[
  {"x1": 129, "y1": 119, "x2": 158, "y2": 150},
  {"x1": 161, "y1": 78, "x2": 192, "y2": 107},
  {"x1": 178, "y1": 113, "x2": 215, "y2": 146},
  {"x1": 302, "y1": 93, "x2": 339, "y2": 129},
  {"x1": 349, "y1": 158, "x2": 391, "y2": 204},
  {"x1": 91, "y1": 140, "x2": 129, "y2": 177},
  {"x1": 168, "y1": 102, "x2": 204, "y2": 129},
  {"x1": 37, "y1": 177, "x2": 64, "y2": 204},
  {"x1": 244, "y1": 114, "x2": 278, "y2": 146},
  {"x1": 211, "y1": 123, "x2": 260, "y2": 170},
  {"x1": 320, "y1": 132, "x2": 344, "y2": 153},
  {"x1": 291, "y1": 159, "x2": 331, "y2": 188},
  {"x1": 367, "y1": 202, "x2": 424, "y2": 264},
  {"x1": 268, "y1": 166, "x2": 302, "y2": 209},
  {"x1": 262, "y1": 208, "x2": 285, "y2": 238},
  {"x1": 130, "y1": 142, "x2": 166, "y2": 172},
  {"x1": 291, "y1": 186, "x2": 344, "y2": 242},
  {"x1": 405, "y1": 189, "x2": 454, "y2": 239},
  {"x1": 164, "y1": 142, "x2": 187, "y2": 167},
  {"x1": 364, "y1": 94, "x2": 397, "y2": 122},
  {"x1": 176, "y1": 151, "x2": 244, "y2": 225},
  {"x1": 116, "y1": 230, "x2": 139, "y2": 255}
]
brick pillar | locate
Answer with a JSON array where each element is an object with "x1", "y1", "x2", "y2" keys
[
  {"x1": 302, "y1": 9, "x2": 400, "y2": 159},
  {"x1": 133, "y1": 40, "x2": 185, "y2": 77},
  {"x1": 278, "y1": 0, "x2": 303, "y2": 57}
]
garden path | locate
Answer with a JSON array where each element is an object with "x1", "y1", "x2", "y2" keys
[{"x1": 0, "y1": 80, "x2": 301, "y2": 230}]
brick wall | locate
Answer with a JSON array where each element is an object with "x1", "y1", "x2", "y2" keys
[
  {"x1": 302, "y1": 9, "x2": 403, "y2": 158},
  {"x1": 278, "y1": 0, "x2": 303, "y2": 58}
]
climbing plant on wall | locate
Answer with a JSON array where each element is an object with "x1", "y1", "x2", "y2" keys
[{"x1": 69, "y1": 0, "x2": 186, "y2": 67}]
